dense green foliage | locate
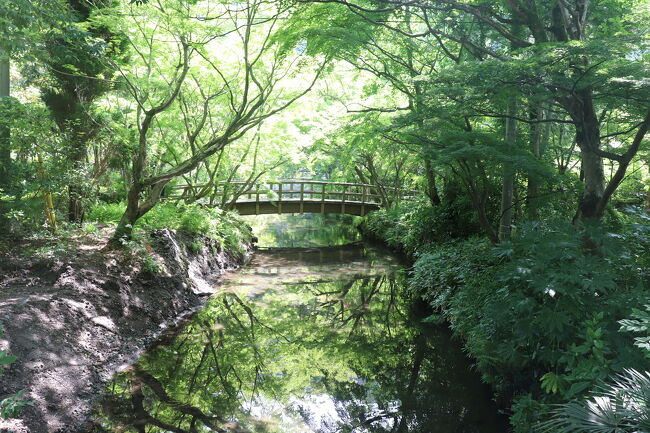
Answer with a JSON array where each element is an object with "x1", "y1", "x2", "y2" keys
[
  {"x1": 365, "y1": 203, "x2": 650, "y2": 431},
  {"x1": 1, "y1": 0, "x2": 649, "y2": 429},
  {"x1": 86, "y1": 202, "x2": 251, "y2": 254}
]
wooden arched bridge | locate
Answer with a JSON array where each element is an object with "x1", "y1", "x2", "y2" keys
[{"x1": 167, "y1": 179, "x2": 415, "y2": 216}]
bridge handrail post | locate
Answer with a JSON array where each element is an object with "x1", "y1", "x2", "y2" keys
[{"x1": 300, "y1": 182, "x2": 304, "y2": 213}]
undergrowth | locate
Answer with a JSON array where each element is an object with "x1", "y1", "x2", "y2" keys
[
  {"x1": 87, "y1": 202, "x2": 252, "y2": 256},
  {"x1": 364, "y1": 201, "x2": 650, "y2": 432}
]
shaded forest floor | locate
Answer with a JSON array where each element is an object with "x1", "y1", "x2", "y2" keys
[{"x1": 0, "y1": 228, "x2": 249, "y2": 433}]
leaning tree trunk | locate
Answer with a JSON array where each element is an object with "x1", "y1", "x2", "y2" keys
[
  {"x1": 112, "y1": 184, "x2": 142, "y2": 243},
  {"x1": 565, "y1": 89, "x2": 605, "y2": 221},
  {"x1": 110, "y1": 179, "x2": 169, "y2": 245}
]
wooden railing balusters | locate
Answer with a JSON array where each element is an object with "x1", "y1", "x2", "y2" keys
[{"x1": 165, "y1": 179, "x2": 415, "y2": 215}]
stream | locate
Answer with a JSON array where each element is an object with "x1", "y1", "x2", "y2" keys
[{"x1": 95, "y1": 214, "x2": 508, "y2": 432}]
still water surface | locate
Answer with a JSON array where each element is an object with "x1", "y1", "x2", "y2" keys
[{"x1": 97, "y1": 215, "x2": 508, "y2": 432}]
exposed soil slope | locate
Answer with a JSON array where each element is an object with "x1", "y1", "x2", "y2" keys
[{"x1": 0, "y1": 229, "x2": 250, "y2": 433}]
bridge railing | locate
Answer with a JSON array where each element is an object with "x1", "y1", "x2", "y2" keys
[{"x1": 167, "y1": 179, "x2": 416, "y2": 209}]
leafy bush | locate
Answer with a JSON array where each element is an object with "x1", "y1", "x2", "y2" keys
[
  {"x1": 362, "y1": 197, "x2": 480, "y2": 256},
  {"x1": 408, "y1": 221, "x2": 648, "y2": 431},
  {"x1": 87, "y1": 202, "x2": 252, "y2": 254},
  {"x1": 410, "y1": 238, "x2": 495, "y2": 309},
  {"x1": 620, "y1": 304, "x2": 650, "y2": 358},
  {"x1": 86, "y1": 202, "x2": 125, "y2": 223}
]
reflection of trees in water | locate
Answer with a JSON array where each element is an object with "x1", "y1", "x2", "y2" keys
[
  {"x1": 246, "y1": 214, "x2": 362, "y2": 248},
  {"x1": 96, "y1": 266, "x2": 505, "y2": 433},
  {"x1": 107, "y1": 365, "x2": 238, "y2": 433},
  {"x1": 310, "y1": 313, "x2": 508, "y2": 433},
  {"x1": 309, "y1": 276, "x2": 404, "y2": 339}
]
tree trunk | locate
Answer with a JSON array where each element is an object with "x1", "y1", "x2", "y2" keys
[
  {"x1": 68, "y1": 184, "x2": 85, "y2": 224},
  {"x1": 111, "y1": 185, "x2": 142, "y2": 244},
  {"x1": 110, "y1": 180, "x2": 168, "y2": 245},
  {"x1": 565, "y1": 89, "x2": 605, "y2": 220},
  {"x1": 647, "y1": 160, "x2": 650, "y2": 211},
  {"x1": 499, "y1": 102, "x2": 517, "y2": 242},
  {"x1": 0, "y1": 48, "x2": 10, "y2": 196},
  {"x1": 68, "y1": 138, "x2": 86, "y2": 224},
  {"x1": 526, "y1": 104, "x2": 546, "y2": 220},
  {"x1": 424, "y1": 158, "x2": 441, "y2": 205}
]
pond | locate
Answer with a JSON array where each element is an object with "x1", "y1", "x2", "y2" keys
[{"x1": 95, "y1": 214, "x2": 508, "y2": 432}]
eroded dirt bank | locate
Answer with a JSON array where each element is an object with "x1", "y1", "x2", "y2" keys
[{"x1": 0, "y1": 229, "x2": 250, "y2": 433}]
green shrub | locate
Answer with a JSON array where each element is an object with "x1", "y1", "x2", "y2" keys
[
  {"x1": 620, "y1": 304, "x2": 650, "y2": 358},
  {"x1": 86, "y1": 202, "x2": 126, "y2": 224},
  {"x1": 362, "y1": 197, "x2": 480, "y2": 256},
  {"x1": 87, "y1": 202, "x2": 251, "y2": 254},
  {"x1": 410, "y1": 222, "x2": 648, "y2": 431},
  {"x1": 409, "y1": 238, "x2": 494, "y2": 308}
]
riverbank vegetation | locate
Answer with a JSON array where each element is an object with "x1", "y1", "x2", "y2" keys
[
  {"x1": 363, "y1": 203, "x2": 650, "y2": 431},
  {"x1": 1, "y1": 0, "x2": 649, "y2": 430}
]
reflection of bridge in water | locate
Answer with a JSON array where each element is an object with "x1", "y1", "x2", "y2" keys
[{"x1": 169, "y1": 180, "x2": 415, "y2": 216}]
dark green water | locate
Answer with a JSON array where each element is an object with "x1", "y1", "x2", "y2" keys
[{"x1": 95, "y1": 215, "x2": 508, "y2": 432}]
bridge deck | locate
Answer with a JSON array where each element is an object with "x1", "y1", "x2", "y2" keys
[
  {"x1": 232, "y1": 198, "x2": 380, "y2": 216},
  {"x1": 167, "y1": 180, "x2": 413, "y2": 216}
]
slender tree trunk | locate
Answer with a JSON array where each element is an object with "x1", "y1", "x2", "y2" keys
[
  {"x1": 68, "y1": 185, "x2": 84, "y2": 223},
  {"x1": 110, "y1": 179, "x2": 169, "y2": 245},
  {"x1": 526, "y1": 104, "x2": 546, "y2": 220},
  {"x1": 68, "y1": 134, "x2": 88, "y2": 224},
  {"x1": 647, "y1": 160, "x2": 650, "y2": 211},
  {"x1": 499, "y1": 101, "x2": 517, "y2": 242},
  {"x1": 424, "y1": 154, "x2": 441, "y2": 206},
  {"x1": 0, "y1": 48, "x2": 11, "y2": 195}
]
